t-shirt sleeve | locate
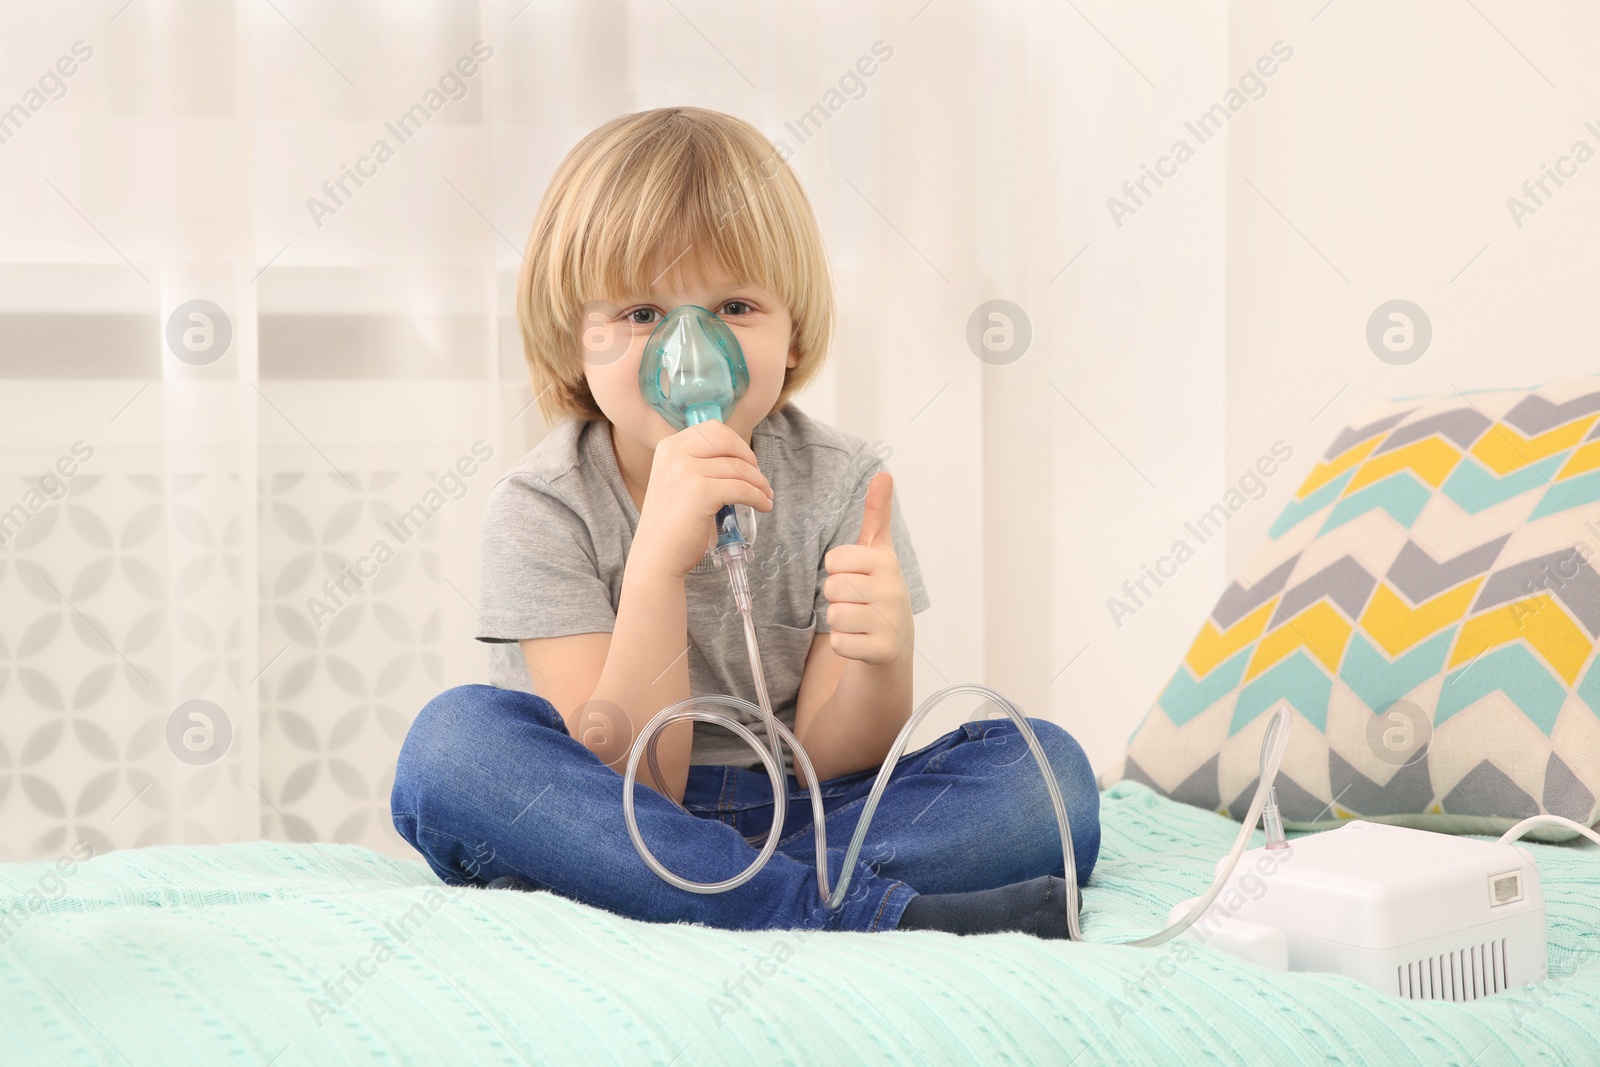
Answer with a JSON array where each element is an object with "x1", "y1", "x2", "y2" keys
[
  {"x1": 476, "y1": 475, "x2": 617, "y2": 643},
  {"x1": 812, "y1": 454, "x2": 932, "y2": 634}
]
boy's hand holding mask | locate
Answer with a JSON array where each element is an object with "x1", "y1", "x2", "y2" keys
[{"x1": 822, "y1": 472, "x2": 912, "y2": 667}]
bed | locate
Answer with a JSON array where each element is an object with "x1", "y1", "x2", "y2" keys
[{"x1": 5, "y1": 780, "x2": 1597, "y2": 1065}]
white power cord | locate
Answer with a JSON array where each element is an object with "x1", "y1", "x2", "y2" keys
[{"x1": 1498, "y1": 815, "x2": 1600, "y2": 848}]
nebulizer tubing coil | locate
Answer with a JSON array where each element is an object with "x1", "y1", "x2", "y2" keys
[
  {"x1": 620, "y1": 542, "x2": 1295, "y2": 942},
  {"x1": 621, "y1": 302, "x2": 1294, "y2": 941}
]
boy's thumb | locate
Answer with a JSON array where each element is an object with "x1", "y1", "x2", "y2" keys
[{"x1": 856, "y1": 472, "x2": 893, "y2": 549}]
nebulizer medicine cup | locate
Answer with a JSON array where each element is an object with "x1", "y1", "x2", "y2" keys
[{"x1": 620, "y1": 303, "x2": 1294, "y2": 940}]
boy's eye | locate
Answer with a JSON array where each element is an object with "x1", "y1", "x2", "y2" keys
[{"x1": 626, "y1": 302, "x2": 751, "y2": 323}]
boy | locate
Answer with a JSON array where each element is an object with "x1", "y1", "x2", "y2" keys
[{"x1": 392, "y1": 107, "x2": 1099, "y2": 935}]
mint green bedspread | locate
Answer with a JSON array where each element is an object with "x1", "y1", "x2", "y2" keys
[{"x1": 4, "y1": 781, "x2": 1597, "y2": 1066}]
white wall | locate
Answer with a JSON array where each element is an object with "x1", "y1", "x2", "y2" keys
[
  {"x1": 1038, "y1": 4, "x2": 1232, "y2": 770},
  {"x1": 1228, "y1": 0, "x2": 1600, "y2": 577}
]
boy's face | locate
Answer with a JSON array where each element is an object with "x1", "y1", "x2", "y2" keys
[{"x1": 580, "y1": 259, "x2": 798, "y2": 450}]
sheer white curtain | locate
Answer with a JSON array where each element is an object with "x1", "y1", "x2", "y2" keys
[{"x1": 0, "y1": 0, "x2": 1240, "y2": 862}]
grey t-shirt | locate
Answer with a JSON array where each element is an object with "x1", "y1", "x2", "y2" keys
[{"x1": 476, "y1": 401, "x2": 932, "y2": 777}]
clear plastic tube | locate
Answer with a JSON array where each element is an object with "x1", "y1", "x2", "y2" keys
[
  {"x1": 1497, "y1": 815, "x2": 1600, "y2": 848},
  {"x1": 1123, "y1": 703, "x2": 1290, "y2": 948},
  {"x1": 1261, "y1": 786, "x2": 1290, "y2": 851},
  {"x1": 621, "y1": 549, "x2": 1296, "y2": 944}
]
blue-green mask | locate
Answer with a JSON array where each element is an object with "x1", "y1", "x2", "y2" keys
[
  {"x1": 637, "y1": 304, "x2": 755, "y2": 550},
  {"x1": 638, "y1": 305, "x2": 750, "y2": 431}
]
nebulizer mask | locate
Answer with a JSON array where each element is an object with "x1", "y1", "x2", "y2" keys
[
  {"x1": 637, "y1": 305, "x2": 758, "y2": 564},
  {"x1": 619, "y1": 305, "x2": 1293, "y2": 945}
]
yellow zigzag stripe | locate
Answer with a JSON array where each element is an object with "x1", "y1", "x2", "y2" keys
[
  {"x1": 1360, "y1": 578, "x2": 1482, "y2": 658},
  {"x1": 1296, "y1": 437, "x2": 1381, "y2": 499},
  {"x1": 1245, "y1": 601, "x2": 1352, "y2": 682},
  {"x1": 1184, "y1": 600, "x2": 1275, "y2": 678},
  {"x1": 1346, "y1": 437, "x2": 1462, "y2": 493},
  {"x1": 1557, "y1": 439, "x2": 1600, "y2": 480},
  {"x1": 1448, "y1": 594, "x2": 1591, "y2": 685},
  {"x1": 1470, "y1": 415, "x2": 1599, "y2": 476}
]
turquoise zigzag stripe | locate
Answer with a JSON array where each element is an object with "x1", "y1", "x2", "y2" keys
[
  {"x1": 1269, "y1": 469, "x2": 1355, "y2": 539},
  {"x1": 1230, "y1": 650, "x2": 1333, "y2": 736},
  {"x1": 1574, "y1": 654, "x2": 1600, "y2": 715},
  {"x1": 1337, "y1": 629, "x2": 1454, "y2": 712},
  {"x1": 1442, "y1": 453, "x2": 1569, "y2": 514},
  {"x1": 1319, "y1": 471, "x2": 1431, "y2": 535},
  {"x1": 1158, "y1": 647, "x2": 1252, "y2": 727},
  {"x1": 1531, "y1": 469, "x2": 1600, "y2": 520},
  {"x1": 1437, "y1": 645, "x2": 1567, "y2": 736}
]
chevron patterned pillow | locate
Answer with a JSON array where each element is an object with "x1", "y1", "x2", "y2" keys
[{"x1": 1115, "y1": 376, "x2": 1600, "y2": 838}]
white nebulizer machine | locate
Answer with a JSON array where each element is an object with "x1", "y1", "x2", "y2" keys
[
  {"x1": 617, "y1": 304, "x2": 1583, "y2": 985},
  {"x1": 1165, "y1": 795, "x2": 1568, "y2": 1000}
]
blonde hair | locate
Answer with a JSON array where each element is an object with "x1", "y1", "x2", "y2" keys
[{"x1": 516, "y1": 107, "x2": 835, "y2": 426}]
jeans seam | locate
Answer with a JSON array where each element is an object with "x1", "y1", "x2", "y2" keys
[
  {"x1": 926, "y1": 720, "x2": 1001, "y2": 775},
  {"x1": 870, "y1": 880, "x2": 910, "y2": 932},
  {"x1": 773, "y1": 737, "x2": 970, "y2": 848},
  {"x1": 776, "y1": 791, "x2": 873, "y2": 848},
  {"x1": 926, "y1": 742, "x2": 962, "y2": 775}
]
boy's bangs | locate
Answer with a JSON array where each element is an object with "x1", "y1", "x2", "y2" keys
[{"x1": 575, "y1": 148, "x2": 782, "y2": 308}]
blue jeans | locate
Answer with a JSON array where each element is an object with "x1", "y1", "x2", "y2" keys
[{"x1": 390, "y1": 684, "x2": 1101, "y2": 933}]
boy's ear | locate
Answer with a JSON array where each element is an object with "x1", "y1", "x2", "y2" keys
[{"x1": 786, "y1": 340, "x2": 801, "y2": 369}]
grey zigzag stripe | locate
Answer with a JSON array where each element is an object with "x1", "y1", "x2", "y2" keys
[
  {"x1": 1373, "y1": 407, "x2": 1493, "y2": 455},
  {"x1": 1320, "y1": 409, "x2": 1415, "y2": 462},
  {"x1": 1329, "y1": 749, "x2": 1434, "y2": 816},
  {"x1": 1123, "y1": 754, "x2": 1223, "y2": 813},
  {"x1": 1269, "y1": 556, "x2": 1377, "y2": 628},
  {"x1": 1228, "y1": 771, "x2": 1323, "y2": 822},
  {"x1": 1471, "y1": 548, "x2": 1600, "y2": 637},
  {"x1": 1503, "y1": 389, "x2": 1600, "y2": 435},
  {"x1": 1386, "y1": 535, "x2": 1510, "y2": 604},
  {"x1": 1442, "y1": 760, "x2": 1539, "y2": 820},
  {"x1": 1544, "y1": 753, "x2": 1596, "y2": 822},
  {"x1": 1210, "y1": 554, "x2": 1300, "y2": 629},
  {"x1": 1173, "y1": 753, "x2": 1221, "y2": 812}
]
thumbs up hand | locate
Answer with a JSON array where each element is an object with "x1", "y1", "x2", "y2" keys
[{"x1": 822, "y1": 472, "x2": 914, "y2": 666}]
